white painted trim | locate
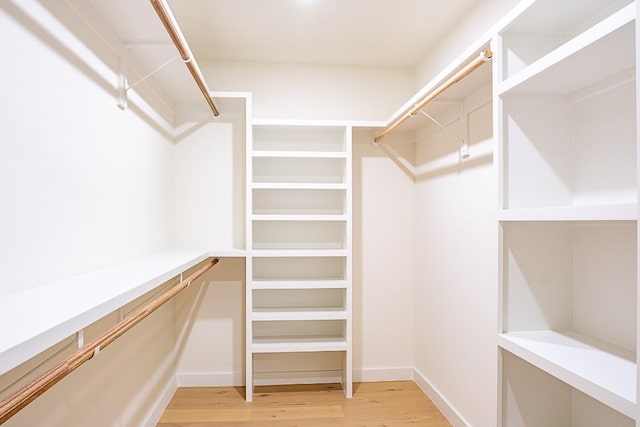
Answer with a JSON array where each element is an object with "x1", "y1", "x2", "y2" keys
[
  {"x1": 413, "y1": 367, "x2": 471, "y2": 427},
  {"x1": 143, "y1": 376, "x2": 177, "y2": 427},
  {"x1": 354, "y1": 367, "x2": 414, "y2": 382},
  {"x1": 177, "y1": 371, "x2": 244, "y2": 387},
  {"x1": 177, "y1": 367, "x2": 415, "y2": 389}
]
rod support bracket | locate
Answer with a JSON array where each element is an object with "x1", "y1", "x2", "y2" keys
[{"x1": 117, "y1": 57, "x2": 128, "y2": 110}]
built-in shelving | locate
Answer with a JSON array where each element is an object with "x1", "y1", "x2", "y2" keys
[
  {"x1": 498, "y1": 203, "x2": 637, "y2": 221},
  {"x1": 252, "y1": 338, "x2": 348, "y2": 354},
  {"x1": 499, "y1": 330, "x2": 636, "y2": 418},
  {"x1": 245, "y1": 121, "x2": 352, "y2": 402},
  {"x1": 0, "y1": 249, "x2": 244, "y2": 377},
  {"x1": 495, "y1": 0, "x2": 638, "y2": 424}
]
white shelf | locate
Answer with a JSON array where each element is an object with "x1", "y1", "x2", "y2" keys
[
  {"x1": 252, "y1": 337, "x2": 347, "y2": 353},
  {"x1": 251, "y1": 249, "x2": 347, "y2": 257},
  {"x1": 0, "y1": 250, "x2": 211, "y2": 376},
  {"x1": 498, "y1": 3, "x2": 635, "y2": 95},
  {"x1": 207, "y1": 249, "x2": 247, "y2": 257},
  {"x1": 252, "y1": 214, "x2": 347, "y2": 222},
  {"x1": 252, "y1": 183, "x2": 347, "y2": 190},
  {"x1": 251, "y1": 279, "x2": 347, "y2": 290},
  {"x1": 498, "y1": 203, "x2": 637, "y2": 221},
  {"x1": 252, "y1": 151, "x2": 347, "y2": 159},
  {"x1": 498, "y1": 330, "x2": 636, "y2": 418},
  {"x1": 252, "y1": 307, "x2": 347, "y2": 321}
]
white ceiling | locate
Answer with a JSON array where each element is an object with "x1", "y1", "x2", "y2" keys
[{"x1": 93, "y1": 0, "x2": 481, "y2": 68}]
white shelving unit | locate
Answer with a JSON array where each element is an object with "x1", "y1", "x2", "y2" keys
[
  {"x1": 245, "y1": 121, "x2": 352, "y2": 402},
  {"x1": 495, "y1": 0, "x2": 638, "y2": 425}
]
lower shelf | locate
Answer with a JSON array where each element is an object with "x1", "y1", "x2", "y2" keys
[
  {"x1": 252, "y1": 337, "x2": 348, "y2": 353},
  {"x1": 498, "y1": 329, "x2": 636, "y2": 418},
  {"x1": 252, "y1": 307, "x2": 347, "y2": 321}
]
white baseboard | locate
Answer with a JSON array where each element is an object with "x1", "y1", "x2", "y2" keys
[
  {"x1": 354, "y1": 366, "x2": 414, "y2": 382},
  {"x1": 176, "y1": 367, "x2": 414, "y2": 388},
  {"x1": 143, "y1": 376, "x2": 177, "y2": 427},
  {"x1": 413, "y1": 367, "x2": 470, "y2": 427},
  {"x1": 177, "y1": 371, "x2": 243, "y2": 387}
]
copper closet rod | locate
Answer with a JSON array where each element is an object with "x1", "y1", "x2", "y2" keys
[
  {"x1": 374, "y1": 50, "x2": 493, "y2": 143},
  {"x1": 0, "y1": 257, "x2": 219, "y2": 425},
  {"x1": 150, "y1": 0, "x2": 220, "y2": 117}
]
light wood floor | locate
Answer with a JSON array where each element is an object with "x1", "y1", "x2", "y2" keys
[{"x1": 157, "y1": 381, "x2": 452, "y2": 426}]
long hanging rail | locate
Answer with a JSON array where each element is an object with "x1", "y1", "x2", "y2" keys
[
  {"x1": 374, "y1": 50, "x2": 492, "y2": 143},
  {"x1": 0, "y1": 257, "x2": 219, "y2": 425},
  {"x1": 149, "y1": 0, "x2": 220, "y2": 117}
]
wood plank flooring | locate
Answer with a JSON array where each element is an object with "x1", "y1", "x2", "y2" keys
[{"x1": 157, "y1": 381, "x2": 452, "y2": 426}]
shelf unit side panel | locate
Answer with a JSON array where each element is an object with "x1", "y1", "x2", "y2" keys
[
  {"x1": 572, "y1": 389, "x2": 636, "y2": 427},
  {"x1": 503, "y1": 222, "x2": 574, "y2": 332},
  {"x1": 502, "y1": 350, "x2": 635, "y2": 426},
  {"x1": 503, "y1": 94, "x2": 574, "y2": 209},
  {"x1": 502, "y1": 350, "x2": 572, "y2": 427},
  {"x1": 573, "y1": 223, "x2": 638, "y2": 351},
  {"x1": 572, "y1": 77, "x2": 637, "y2": 206}
]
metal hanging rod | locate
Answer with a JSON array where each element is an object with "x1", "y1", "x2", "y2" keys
[
  {"x1": 0, "y1": 258, "x2": 219, "y2": 425},
  {"x1": 374, "y1": 50, "x2": 492, "y2": 144},
  {"x1": 149, "y1": 0, "x2": 220, "y2": 117}
]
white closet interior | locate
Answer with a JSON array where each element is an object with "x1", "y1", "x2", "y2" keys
[{"x1": 0, "y1": 0, "x2": 638, "y2": 426}]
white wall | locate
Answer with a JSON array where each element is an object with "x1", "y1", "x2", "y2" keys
[
  {"x1": 0, "y1": 2, "x2": 176, "y2": 425},
  {"x1": 173, "y1": 102, "x2": 246, "y2": 251},
  {"x1": 174, "y1": 258, "x2": 245, "y2": 386},
  {"x1": 353, "y1": 134, "x2": 416, "y2": 380},
  {"x1": 1, "y1": 293, "x2": 176, "y2": 427},
  {"x1": 414, "y1": 0, "x2": 519, "y2": 89},
  {"x1": 413, "y1": 97, "x2": 497, "y2": 427},
  {"x1": 202, "y1": 61, "x2": 415, "y2": 121},
  {"x1": 0, "y1": 1, "x2": 174, "y2": 297}
]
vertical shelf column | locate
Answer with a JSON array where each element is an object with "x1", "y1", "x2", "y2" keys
[
  {"x1": 495, "y1": 0, "x2": 638, "y2": 425},
  {"x1": 245, "y1": 121, "x2": 352, "y2": 401}
]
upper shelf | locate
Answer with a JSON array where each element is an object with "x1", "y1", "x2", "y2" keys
[
  {"x1": 499, "y1": 204, "x2": 637, "y2": 222},
  {"x1": 498, "y1": 3, "x2": 635, "y2": 95},
  {"x1": 0, "y1": 249, "x2": 245, "y2": 377}
]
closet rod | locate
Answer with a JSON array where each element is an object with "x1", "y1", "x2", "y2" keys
[
  {"x1": 150, "y1": 0, "x2": 220, "y2": 117},
  {"x1": 0, "y1": 257, "x2": 219, "y2": 425},
  {"x1": 374, "y1": 50, "x2": 492, "y2": 143}
]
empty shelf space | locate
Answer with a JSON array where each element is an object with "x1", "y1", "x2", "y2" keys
[
  {"x1": 498, "y1": 203, "x2": 637, "y2": 221},
  {"x1": 252, "y1": 307, "x2": 347, "y2": 321},
  {"x1": 252, "y1": 124, "x2": 347, "y2": 152},
  {"x1": 251, "y1": 279, "x2": 347, "y2": 290},
  {"x1": 253, "y1": 156, "x2": 346, "y2": 185},
  {"x1": 252, "y1": 189, "x2": 346, "y2": 216},
  {"x1": 252, "y1": 337, "x2": 348, "y2": 353},
  {"x1": 252, "y1": 183, "x2": 347, "y2": 190},
  {"x1": 499, "y1": 330, "x2": 636, "y2": 418},
  {"x1": 251, "y1": 150, "x2": 347, "y2": 159},
  {"x1": 499, "y1": 3, "x2": 635, "y2": 92},
  {"x1": 501, "y1": 68, "x2": 636, "y2": 210},
  {"x1": 252, "y1": 221, "x2": 345, "y2": 251},
  {"x1": 251, "y1": 249, "x2": 347, "y2": 257},
  {"x1": 252, "y1": 214, "x2": 347, "y2": 222},
  {"x1": 252, "y1": 257, "x2": 346, "y2": 281}
]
